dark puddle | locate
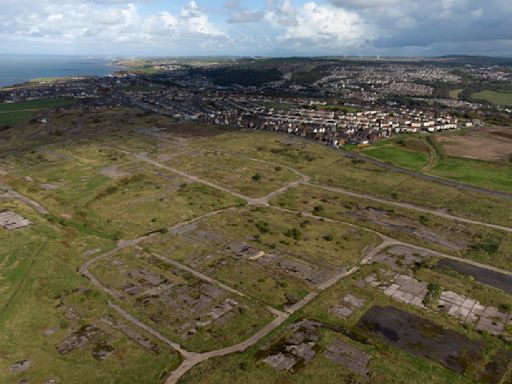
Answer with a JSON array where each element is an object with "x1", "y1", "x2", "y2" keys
[
  {"x1": 357, "y1": 306, "x2": 483, "y2": 374},
  {"x1": 438, "y1": 258, "x2": 512, "y2": 294},
  {"x1": 357, "y1": 306, "x2": 512, "y2": 383}
]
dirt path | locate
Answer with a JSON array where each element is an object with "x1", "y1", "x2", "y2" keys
[
  {"x1": 165, "y1": 232, "x2": 389, "y2": 384},
  {"x1": 100, "y1": 145, "x2": 512, "y2": 383},
  {"x1": 151, "y1": 252, "x2": 285, "y2": 318},
  {"x1": 308, "y1": 183, "x2": 512, "y2": 233},
  {"x1": 124, "y1": 151, "x2": 261, "y2": 205},
  {"x1": 0, "y1": 186, "x2": 49, "y2": 215},
  {"x1": 420, "y1": 137, "x2": 439, "y2": 172},
  {"x1": 107, "y1": 301, "x2": 196, "y2": 359}
]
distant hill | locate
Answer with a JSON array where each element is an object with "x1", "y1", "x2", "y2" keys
[{"x1": 434, "y1": 55, "x2": 512, "y2": 66}]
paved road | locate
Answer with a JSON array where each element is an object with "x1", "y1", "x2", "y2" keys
[
  {"x1": 343, "y1": 151, "x2": 512, "y2": 200},
  {"x1": 165, "y1": 310, "x2": 289, "y2": 384}
]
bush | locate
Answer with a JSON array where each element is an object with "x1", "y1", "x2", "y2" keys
[
  {"x1": 419, "y1": 215, "x2": 429, "y2": 226},
  {"x1": 284, "y1": 227, "x2": 302, "y2": 241},
  {"x1": 323, "y1": 234, "x2": 334, "y2": 241},
  {"x1": 255, "y1": 221, "x2": 270, "y2": 234},
  {"x1": 423, "y1": 282, "x2": 441, "y2": 306},
  {"x1": 470, "y1": 237, "x2": 501, "y2": 255},
  {"x1": 252, "y1": 173, "x2": 262, "y2": 181}
]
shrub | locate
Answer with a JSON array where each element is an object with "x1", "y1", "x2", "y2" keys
[
  {"x1": 423, "y1": 283, "x2": 441, "y2": 306},
  {"x1": 255, "y1": 221, "x2": 270, "y2": 234},
  {"x1": 284, "y1": 227, "x2": 302, "y2": 241}
]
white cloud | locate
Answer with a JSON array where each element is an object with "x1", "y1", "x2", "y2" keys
[
  {"x1": 228, "y1": 9, "x2": 265, "y2": 24},
  {"x1": 224, "y1": 0, "x2": 240, "y2": 10},
  {"x1": 0, "y1": 0, "x2": 227, "y2": 53},
  {"x1": 264, "y1": 1, "x2": 374, "y2": 52},
  {"x1": 0, "y1": 0, "x2": 511, "y2": 56}
]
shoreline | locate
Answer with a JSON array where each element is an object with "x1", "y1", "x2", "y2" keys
[{"x1": 0, "y1": 56, "x2": 123, "y2": 89}]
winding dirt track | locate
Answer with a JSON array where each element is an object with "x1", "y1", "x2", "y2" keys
[
  {"x1": 74, "y1": 150, "x2": 512, "y2": 384},
  {"x1": 0, "y1": 186, "x2": 49, "y2": 215}
]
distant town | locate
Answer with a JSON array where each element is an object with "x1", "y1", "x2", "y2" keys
[{"x1": 3, "y1": 56, "x2": 511, "y2": 148}]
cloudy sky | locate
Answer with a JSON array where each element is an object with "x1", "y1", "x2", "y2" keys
[{"x1": 1, "y1": 0, "x2": 511, "y2": 57}]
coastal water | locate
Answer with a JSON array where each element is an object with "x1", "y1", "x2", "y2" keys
[{"x1": 0, "y1": 55, "x2": 121, "y2": 88}]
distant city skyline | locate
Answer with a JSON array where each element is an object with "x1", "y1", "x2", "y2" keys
[{"x1": 1, "y1": 0, "x2": 511, "y2": 57}]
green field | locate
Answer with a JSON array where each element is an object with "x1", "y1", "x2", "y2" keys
[
  {"x1": 261, "y1": 102, "x2": 298, "y2": 110},
  {"x1": 1, "y1": 108, "x2": 512, "y2": 384},
  {"x1": 430, "y1": 156, "x2": 512, "y2": 193},
  {"x1": 362, "y1": 145, "x2": 429, "y2": 171},
  {"x1": 270, "y1": 184, "x2": 512, "y2": 270},
  {"x1": 472, "y1": 90, "x2": 512, "y2": 106},
  {"x1": 0, "y1": 110, "x2": 38, "y2": 125},
  {"x1": 0, "y1": 97, "x2": 76, "y2": 126},
  {"x1": 0, "y1": 97, "x2": 76, "y2": 112},
  {"x1": 448, "y1": 89, "x2": 463, "y2": 99}
]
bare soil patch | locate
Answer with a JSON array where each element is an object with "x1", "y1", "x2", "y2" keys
[
  {"x1": 97, "y1": 166, "x2": 131, "y2": 179},
  {"x1": 436, "y1": 127, "x2": 512, "y2": 161}
]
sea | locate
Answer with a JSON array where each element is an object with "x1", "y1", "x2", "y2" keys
[{"x1": 0, "y1": 55, "x2": 122, "y2": 88}]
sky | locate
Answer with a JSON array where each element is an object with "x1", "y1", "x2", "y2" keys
[{"x1": 0, "y1": 0, "x2": 511, "y2": 57}]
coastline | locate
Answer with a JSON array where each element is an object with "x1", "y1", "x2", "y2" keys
[{"x1": 0, "y1": 55, "x2": 122, "y2": 89}]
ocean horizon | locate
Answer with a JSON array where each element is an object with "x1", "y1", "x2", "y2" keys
[{"x1": 0, "y1": 55, "x2": 121, "y2": 88}]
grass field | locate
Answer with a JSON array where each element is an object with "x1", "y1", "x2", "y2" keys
[
  {"x1": 0, "y1": 97, "x2": 76, "y2": 112},
  {"x1": 2, "y1": 110, "x2": 512, "y2": 383},
  {"x1": 430, "y1": 156, "x2": 512, "y2": 193},
  {"x1": 261, "y1": 102, "x2": 298, "y2": 110},
  {"x1": 472, "y1": 90, "x2": 512, "y2": 106},
  {"x1": 170, "y1": 129, "x2": 512, "y2": 227},
  {"x1": 168, "y1": 151, "x2": 300, "y2": 198},
  {"x1": 362, "y1": 145, "x2": 429, "y2": 171},
  {"x1": 448, "y1": 89, "x2": 463, "y2": 99},
  {"x1": 146, "y1": 206, "x2": 381, "y2": 309},
  {"x1": 270, "y1": 184, "x2": 512, "y2": 270},
  {"x1": 0, "y1": 199, "x2": 179, "y2": 384},
  {"x1": 0, "y1": 97, "x2": 76, "y2": 126}
]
